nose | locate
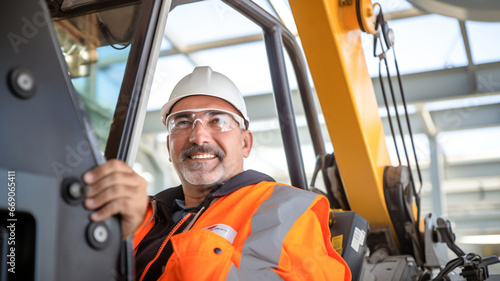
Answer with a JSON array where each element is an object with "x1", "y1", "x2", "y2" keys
[{"x1": 189, "y1": 119, "x2": 211, "y2": 145}]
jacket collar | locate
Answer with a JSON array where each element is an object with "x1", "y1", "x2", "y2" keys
[
  {"x1": 153, "y1": 170, "x2": 275, "y2": 210},
  {"x1": 211, "y1": 169, "x2": 275, "y2": 197}
]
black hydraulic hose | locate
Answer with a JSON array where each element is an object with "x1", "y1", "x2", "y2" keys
[
  {"x1": 392, "y1": 44, "x2": 424, "y2": 201},
  {"x1": 378, "y1": 38, "x2": 417, "y2": 192},
  {"x1": 390, "y1": 44, "x2": 422, "y2": 235},
  {"x1": 378, "y1": 55, "x2": 401, "y2": 165},
  {"x1": 432, "y1": 257, "x2": 464, "y2": 281},
  {"x1": 436, "y1": 217, "x2": 466, "y2": 257},
  {"x1": 374, "y1": 10, "x2": 423, "y2": 250},
  {"x1": 375, "y1": 18, "x2": 422, "y2": 234}
]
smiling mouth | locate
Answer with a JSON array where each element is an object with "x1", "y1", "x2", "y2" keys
[{"x1": 189, "y1": 154, "x2": 216, "y2": 160}]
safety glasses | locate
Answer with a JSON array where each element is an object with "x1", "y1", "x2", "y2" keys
[{"x1": 165, "y1": 108, "x2": 246, "y2": 136}]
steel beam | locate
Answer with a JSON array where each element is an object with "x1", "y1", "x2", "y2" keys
[
  {"x1": 372, "y1": 62, "x2": 500, "y2": 104},
  {"x1": 429, "y1": 136, "x2": 446, "y2": 216}
]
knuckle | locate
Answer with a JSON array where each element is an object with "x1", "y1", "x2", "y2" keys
[
  {"x1": 95, "y1": 186, "x2": 117, "y2": 206},
  {"x1": 109, "y1": 173, "x2": 120, "y2": 183},
  {"x1": 99, "y1": 205, "x2": 110, "y2": 215},
  {"x1": 120, "y1": 199, "x2": 131, "y2": 210},
  {"x1": 108, "y1": 184, "x2": 121, "y2": 197},
  {"x1": 94, "y1": 193, "x2": 108, "y2": 207},
  {"x1": 108, "y1": 159, "x2": 122, "y2": 170},
  {"x1": 109, "y1": 159, "x2": 121, "y2": 165}
]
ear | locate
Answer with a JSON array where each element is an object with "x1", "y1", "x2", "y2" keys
[
  {"x1": 166, "y1": 135, "x2": 172, "y2": 162},
  {"x1": 241, "y1": 130, "x2": 253, "y2": 158}
]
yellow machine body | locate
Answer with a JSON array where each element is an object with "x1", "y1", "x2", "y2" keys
[{"x1": 289, "y1": 0, "x2": 394, "y2": 231}]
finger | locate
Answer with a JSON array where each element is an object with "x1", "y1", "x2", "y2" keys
[
  {"x1": 83, "y1": 159, "x2": 132, "y2": 185},
  {"x1": 89, "y1": 197, "x2": 130, "y2": 222},
  {"x1": 85, "y1": 183, "x2": 129, "y2": 210},
  {"x1": 85, "y1": 171, "x2": 141, "y2": 198},
  {"x1": 90, "y1": 197, "x2": 147, "y2": 239}
]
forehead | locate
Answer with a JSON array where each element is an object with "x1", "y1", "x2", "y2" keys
[{"x1": 170, "y1": 95, "x2": 239, "y2": 115}]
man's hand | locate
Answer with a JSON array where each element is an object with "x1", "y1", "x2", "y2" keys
[{"x1": 83, "y1": 159, "x2": 148, "y2": 241}]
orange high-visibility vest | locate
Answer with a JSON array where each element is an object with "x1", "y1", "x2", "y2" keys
[{"x1": 134, "y1": 170, "x2": 351, "y2": 281}]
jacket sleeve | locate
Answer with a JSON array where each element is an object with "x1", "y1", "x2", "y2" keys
[{"x1": 275, "y1": 195, "x2": 352, "y2": 281}]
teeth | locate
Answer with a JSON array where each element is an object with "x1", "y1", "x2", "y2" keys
[{"x1": 190, "y1": 154, "x2": 216, "y2": 159}]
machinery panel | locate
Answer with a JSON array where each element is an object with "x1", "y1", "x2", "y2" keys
[{"x1": 0, "y1": 0, "x2": 121, "y2": 280}]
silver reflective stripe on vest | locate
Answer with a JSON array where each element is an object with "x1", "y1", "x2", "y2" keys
[{"x1": 226, "y1": 184, "x2": 317, "y2": 280}]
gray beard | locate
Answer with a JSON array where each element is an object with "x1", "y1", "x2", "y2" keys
[
  {"x1": 180, "y1": 162, "x2": 224, "y2": 186},
  {"x1": 178, "y1": 144, "x2": 226, "y2": 186}
]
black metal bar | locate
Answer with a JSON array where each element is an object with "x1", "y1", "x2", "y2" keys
[
  {"x1": 282, "y1": 29, "x2": 338, "y2": 194},
  {"x1": 281, "y1": 30, "x2": 327, "y2": 159},
  {"x1": 223, "y1": 0, "x2": 278, "y2": 30},
  {"x1": 264, "y1": 28, "x2": 308, "y2": 189},
  {"x1": 223, "y1": 0, "x2": 308, "y2": 189},
  {"x1": 104, "y1": 0, "x2": 161, "y2": 160}
]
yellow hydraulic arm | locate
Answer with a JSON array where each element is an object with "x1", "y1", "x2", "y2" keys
[{"x1": 288, "y1": 0, "x2": 395, "y2": 233}]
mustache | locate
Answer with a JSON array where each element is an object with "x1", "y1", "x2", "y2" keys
[{"x1": 180, "y1": 144, "x2": 225, "y2": 160}]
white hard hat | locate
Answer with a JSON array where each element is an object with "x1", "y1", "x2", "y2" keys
[{"x1": 160, "y1": 66, "x2": 249, "y2": 129}]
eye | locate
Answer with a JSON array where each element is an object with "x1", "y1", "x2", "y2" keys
[
  {"x1": 211, "y1": 117, "x2": 226, "y2": 124},
  {"x1": 174, "y1": 118, "x2": 193, "y2": 129},
  {"x1": 208, "y1": 114, "x2": 231, "y2": 126}
]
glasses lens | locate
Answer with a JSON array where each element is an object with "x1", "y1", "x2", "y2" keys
[
  {"x1": 167, "y1": 109, "x2": 241, "y2": 135},
  {"x1": 168, "y1": 112, "x2": 194, "y2": 134},
  {"x1": 205, "y1": 112, "x2": 234, "y2": 132}
]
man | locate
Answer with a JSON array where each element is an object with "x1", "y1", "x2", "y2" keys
[{"x1": 84, "y1": 66, "x2": 351, "y2": 281}]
